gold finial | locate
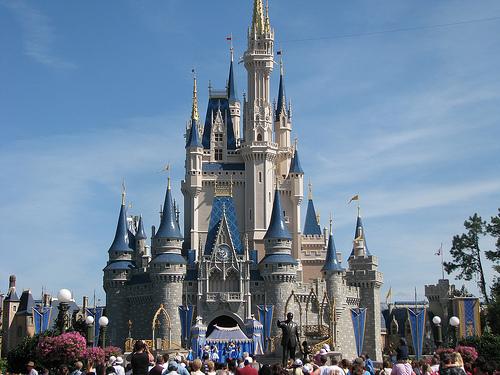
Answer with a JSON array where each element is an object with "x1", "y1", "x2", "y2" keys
[
  {"x1": 227, "y1": 33, "x2": 234, "y2": 61},
  {"x1": 308, "y1": 179, "x2": 313, "y2": 200},
  {"x1": 191, "y1": 69, "x2": 199, "y2": 122},
  {"x1": 264, "y1": 0, "x2": 271, "y2": 33},
  {"x1": 162, "y1": 163, "x2": 171, "y2": 188},
  {"x1": 121, "y1": 179, "x2": 126, "y2": 205},
  {"x1": 329, "y1": 212, "x2": 333, "y2": 235},
  {"x1": 279, "y1": 50, "x2": 284, "y2": 76},
  {"x1": 252, "y1": 0, "x2": 264, "y2": 32}
]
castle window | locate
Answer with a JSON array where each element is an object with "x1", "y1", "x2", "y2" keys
[
  {"x1": 249, "y1": 209, "x2": 252, "y2": 221},
  {"x1": 257, "y1": 133, "x2": 263, "y2": 141},
  {"x1": 13, "y1": 306, "x2": 17, "y2": 311},
  {"x1": 215, "y1": 133, "x2": 223, "y2": 142},
  {"x1": 258, "y1": 172, "x2": 262, "y2": 183},
  {"x1": 215, "y1": 149, "x2": 223, "y2": 161}
]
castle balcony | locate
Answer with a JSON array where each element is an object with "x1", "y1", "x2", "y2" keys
[{"x1": 204, "y1": 292, "x2": 243, "y2": 303}]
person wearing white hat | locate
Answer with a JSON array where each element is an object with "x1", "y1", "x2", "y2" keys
[
  {"x1": 108, "y1": 356, "x2": 117, "y2": 367},
  {"x1": 113, "y1": 357, "x2": 125, "y2": 375},
  {"x1": 292, "y1": 359, "x2": 304, "y2": 375}
]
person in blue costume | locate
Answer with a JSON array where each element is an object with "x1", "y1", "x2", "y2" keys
[{"x1": 186, "y1": 349, "x2": 194, "y2": 361}]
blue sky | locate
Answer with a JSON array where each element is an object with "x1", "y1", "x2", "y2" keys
[{"x1": 1, "y1": 0, "x2": 500, "y2": 305}]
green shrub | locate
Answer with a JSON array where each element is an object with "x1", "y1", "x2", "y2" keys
[{"x1": 459, "y1": 334, "x2": 500, "y2": 365}]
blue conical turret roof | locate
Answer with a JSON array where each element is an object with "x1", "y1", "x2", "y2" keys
[
  {"x1": 228, "y1": 58, "x2": 238, "y2": 102},
  {"x1": 186, "y1": 118, "x2": 202, "y2": 148},
  {"x1": 322, "y1": 230, "x2": 343, "y2": 272},
  {"x1": 108, "y1": 201, "x2": 133, "y2": 253},
  {"x1": 135, "y1": 216, "x2": 147, "y2": 240},
  {"x1": 350, "y1": 211, "x2": 370, "y2": 256},
  {"x1": 303, "y1": 199, "x2": 321, "y2": 235},
  {"x1": 289, "y1": 148, "x2": 304, "y2": 175},
  {"x1": 264, "y1": 189, "x2": 292, "y2": 240},
  {"x1": 156, "y1": 179, "x2": 183, "y2": 240},
  {"x1": 275, "y1": 67, "x2": 286, "y2": 120}
]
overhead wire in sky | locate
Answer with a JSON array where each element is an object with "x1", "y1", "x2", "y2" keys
[{"x1": 282, "y1": 15, "x2": 500, "y2": 44}]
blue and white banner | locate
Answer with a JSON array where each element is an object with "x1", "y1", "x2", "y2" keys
[
  {"x1": 407, "y1": 308, "x2": 426, "y2": 359},
  {"x1": 350, "y1": 308, "x2": 367, "y2": 357},
  {"x1": 179, "y1": 305, "x2": 195, "y2": 341},
  {"x1": 33, "y1": 306, "x2": 52, "y2": 334},
  {"x1": 257, "y1": 304, "x2": 274, "y2": 351}
]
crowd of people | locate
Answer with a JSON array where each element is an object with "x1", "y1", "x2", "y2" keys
[{"x1": 19, "y1": 339, "x2": 498, "y2": 375}]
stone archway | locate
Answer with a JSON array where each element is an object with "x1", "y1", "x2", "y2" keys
[
  {"x1": 207, "y1": 315, "x2": 239, "y2": 337},
  {"x1": 205, "y1": 311, "x2": 245, "y2": 337}
]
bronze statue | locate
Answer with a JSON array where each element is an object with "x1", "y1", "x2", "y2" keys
[{"x1": 277, "y1": 312, "x2": 301, "y2": 366}]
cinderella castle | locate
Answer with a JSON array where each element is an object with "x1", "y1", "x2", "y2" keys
[{"x1": 103, "y1": 0, "x2": 383, "y2": 360}]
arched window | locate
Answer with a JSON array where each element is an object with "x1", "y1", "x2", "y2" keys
[{"x1": 257, "y1": 133, "x2": 263, "y2": 141}]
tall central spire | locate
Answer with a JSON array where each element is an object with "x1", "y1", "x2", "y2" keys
[
  {"x1": 252, "y1": 0, "x2": 264, "y2": 33},
  {"x1": 191, "y1": 70, "x2": 199, "y2": 122}
]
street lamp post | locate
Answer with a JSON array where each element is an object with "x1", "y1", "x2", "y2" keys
[
  {"x1": 57, "y1": 289, "x2": 72, "y2": 334},
  {"x1": 449, "y1": 316, "x2": 460, "y2": 348},
  {"x1": 432, "y1": 316, "x2": 443, "y2": 348},
  {"x1": 98, "y1": 316, "x2": 109, "y2": 348},
  {"x1": 85, "y1": 315, "x2": 95, "y2": 347}
]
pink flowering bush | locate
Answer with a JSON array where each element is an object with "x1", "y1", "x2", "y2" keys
[
  {"x1": 436, "y1": 347, "x2": 455, "y2": 356},
  {"x1": 104, "y1": 346, "x2": 122, "y2": 358},
  {"x1": 456, "y1": 346, "x2": 478, "y2": 364},
  {"x1": 83, "y1": 347, "x2": 105, "y2": 365},
  {"x1": 37, "y1": 332, "x2": 86, "y2": 367}
]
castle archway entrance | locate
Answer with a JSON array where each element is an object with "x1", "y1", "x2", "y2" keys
[{"x1": 207, "y1": 315, "x2": 239, "y2": 337}]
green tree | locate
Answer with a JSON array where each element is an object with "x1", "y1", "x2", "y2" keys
[
  {"x1": 444, "y1": 214, "x2": 490, "y2": 304},
  {"x1": 487, "y1": 279, "x2": 500, "y2": 335},
  {"x1": 486, "y1": 209, "x2": 500, "y2": 272}
]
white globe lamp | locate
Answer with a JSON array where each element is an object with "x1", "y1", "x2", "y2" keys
[
  {"x1": 99, "y1": 316, "x2": 109, "y2": 327},
  {"x1": 57, "y1": 289, "x2": 72, "y2": 303},
  {"x1": 432, "y1": 316, "x2": 441, "y2": 325},
  {"x1": 449, "y1": 316, "x2": 460, "y2": 327}
]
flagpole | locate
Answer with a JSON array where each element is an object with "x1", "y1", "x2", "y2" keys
[{"x1": 440, "y1": 242, "x2": 444, "y2": 279}]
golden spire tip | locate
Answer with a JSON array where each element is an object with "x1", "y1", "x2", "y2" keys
[{"x1": 121, "y1": 179, "x2": 126, "y2": 205}]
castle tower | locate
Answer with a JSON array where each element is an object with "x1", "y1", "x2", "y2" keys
[
  {"x1": 134, "y1": 216, "x2": 148, "y2": 268},
  {"x1": 259, "y1": 188, "x2": 298, "y2": 335},
  {"x1": 1, "y1": 275, "x2": 20, "y2": 354},
  {"x1": 13, "y1": 290, "x2": 36, "y2": 347},
  {"x1": 322, "y1": 218, "x2": 345, "y2": 300},
  {"x1": 288, "y1": 144, "x2": 304, "y2": 260},
  {"x1": 241, "y1": 0, "x2": 277, "y2": 252},
  {"x1": 183, "y1": 74, "x2": 203, "y2": 252},
  {"x1": 274, "y1": 57, "x2": 293, "y2": 177},
  {"x1": 228, "y1": 49, "x2": 241, "y2": 141},
  {"x1": 103, "y1": 190, "x2": 135, "y2": 347},
  {"x1": 150, "y1": 178, "x2": 186, "y2": 345},
  {"x1": 346, "y1": 208, "x2": 383, "y2": 360}
]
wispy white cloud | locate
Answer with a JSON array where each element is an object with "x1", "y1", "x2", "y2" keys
[
  {"x1": 0, "y1": 113, "x2": 185, "y2": 298},
  {"x1": 1, "y1": 0, "x2": 75, "y2": 69},
  {"x1": 363, "y1": 179, "x2": 500, "y2": 219}
]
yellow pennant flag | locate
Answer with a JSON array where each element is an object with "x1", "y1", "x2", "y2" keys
[{"x1": 348, "y1": 194, "x2": 359, "y2": 204}]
